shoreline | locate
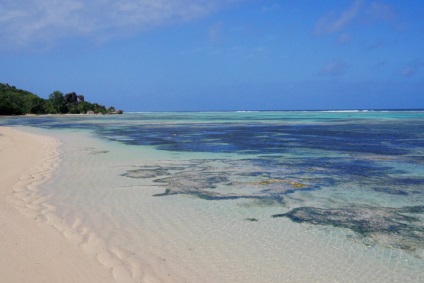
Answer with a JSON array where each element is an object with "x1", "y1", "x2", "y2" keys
[{"x1": 0, "y1": 126, "x2": 116, "y2": 283}]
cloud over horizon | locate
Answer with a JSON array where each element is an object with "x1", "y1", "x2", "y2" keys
[{"x1": 0, "y1": 0, "x2": 242, "y2": 50}]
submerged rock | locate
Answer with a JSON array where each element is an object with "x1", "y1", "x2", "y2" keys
[
  {"x1": 122, "y1": 159, "x2": 316, "y2": 202},
  {"x1": 123, "y1": 168, "x2": 170, "y2": 179},
  {"x1": 154, "y1": 172, "x2": 230, "y2": 190},
  {"x1": 250, "y1": 179, "x2": 308, "y2": 188},
  {"x1": 273, "y1": 206, "x2": 424, "y2": 251}
]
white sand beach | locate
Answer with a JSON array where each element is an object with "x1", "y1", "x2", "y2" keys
[{"x1": 0, "y1": 127, "x2": 115, "y2": 283}]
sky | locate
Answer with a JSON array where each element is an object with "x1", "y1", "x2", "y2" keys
[{"x1": 1, "y1": 0, "x2": 423, "y2": 111}]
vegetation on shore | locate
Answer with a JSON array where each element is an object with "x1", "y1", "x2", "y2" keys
[{"x1": 0, "y1": 83, "x2": 123, "y2": 115}]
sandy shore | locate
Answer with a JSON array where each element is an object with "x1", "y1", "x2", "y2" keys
[{"x1": 0, "y1": 127, "x2": 115, "y2": 283}]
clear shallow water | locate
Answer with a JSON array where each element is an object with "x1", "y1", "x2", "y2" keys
[{"x1": 2, "y1": 111, "x2": 424, "y2": 282}]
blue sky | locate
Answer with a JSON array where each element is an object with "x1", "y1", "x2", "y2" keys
[{"x1": 1, "y1": 0, "x2": 423, "y2": 111}]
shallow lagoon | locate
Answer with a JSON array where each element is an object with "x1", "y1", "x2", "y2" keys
[{"x1": 2, "y1": 111, "x2": 424, "y2": 282}]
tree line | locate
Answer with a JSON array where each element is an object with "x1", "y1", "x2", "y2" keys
[{"x1": 0, "y1": 83, "x2": 123, "y2": 115}]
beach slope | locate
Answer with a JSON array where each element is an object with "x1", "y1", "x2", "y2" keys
[{"x1": 0, "y1": 127, "x2": 115, "y2": 283}]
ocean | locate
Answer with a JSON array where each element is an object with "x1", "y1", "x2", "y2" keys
[{"x1": 2, "y1": 110, "x2": 424, "y2": 282}]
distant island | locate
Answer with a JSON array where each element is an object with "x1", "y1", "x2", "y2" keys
[{"x1": 0, "y1": 83, "x2": 123, "y2": 115}]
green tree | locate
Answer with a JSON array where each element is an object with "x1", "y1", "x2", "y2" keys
[
  {"x1": 67, "y1": 103, "x2": 80, "y2": 114},
  {"x1": 92, "y1": 103, "x2": 107, "y2": 114},
  {"x1": 48, "y1": 91, "x2": 67, "y2": 114},
  {"x1": 22, "y1": 94, "x2": 47, "y2": 114},
  {"x1": 0, "y1": 92, "x2": 23, "y2": 115},
  {"x1": 77, "y1": 101, "x2": 92, "y2": 113}
]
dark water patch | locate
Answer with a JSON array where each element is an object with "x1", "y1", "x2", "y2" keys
[
  {"x1": 291, "y1": 158, "x2": 397, "y2": 178},
  {"x1": 268, "y1": 157, "x2": 424, "y2": 198},
  {"x1": 357, "y1": 176, "x2": 424, "y2": 196},
  {"x1": 403, "y1": 155, "x2": 424, "y2": 165},
  {"x1": 123, "y1": 165, "x2": 188, "y2": 179},
  {"x1": 123, "y1": 168, "x2": 171, "y2": 179},
  {"x1": 86, "y1": 149, "x2": 110, "y2": 155},
  {"x1": 89, "y1": 120, "x2": 424, "y2": 158},
  {"x1": 236, "y1": 171, "x2": 269, "y2": 177},
  {"x1": 190, "y1": 191, "x2": 260, "y2": 201},
  {"x1": 390, "y1": 177, "x2": 424, "y2": 186},
  {"x1": 3, "y1": 115, "x2": 424, "y2": 160},
  {"x1": 154, "y1": 172, "x2": 230, "y2": 190},
  {"x1": 153, "y1": 188, "x2": 173, "y2": 197},
  {"x1": 154, "y1": 189, "x2": 265, "y2": 201},
  {"x1": 372, "y1": 187, "x2": 409, "y2": 196},
  {"x1": 241, "y1": 198, "x2": 285, "y2": 208},
  {"x1": 273, "y1": 206, "x2": 424, "y2": 251}
]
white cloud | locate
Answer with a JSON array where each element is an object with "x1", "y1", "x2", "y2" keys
[
  {"x1": 318, "y1": 60, "x2": 349, "y2": 76},
  {"x1": 314, "y1": 0, "x2": 363, "y2": 35},
  {"x1": 400, "y1": 59, "x2": 424, "y2": 77},
  {"x1": 337, "y1": 33, "x2": 352, "y2": 44},
  {"x1": 208, "y1": 22, "x2": 224, "y2": 44},
  {"x1": 367, "y1": 2, "x2": 396, "y2": 21},
  {"x1": 261, "y1": 3, "x2": 280, "y2": 13},
  {"x1": 0, "y1": 0, "x2": 243, "y2": 49},
  {"x1": 314, "y1": 0, "x2": 399, "y2": 37}
]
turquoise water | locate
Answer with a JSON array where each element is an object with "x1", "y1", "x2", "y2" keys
[{"x1": 2, "y1": 111, "x2": 424, "y2": 282}]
